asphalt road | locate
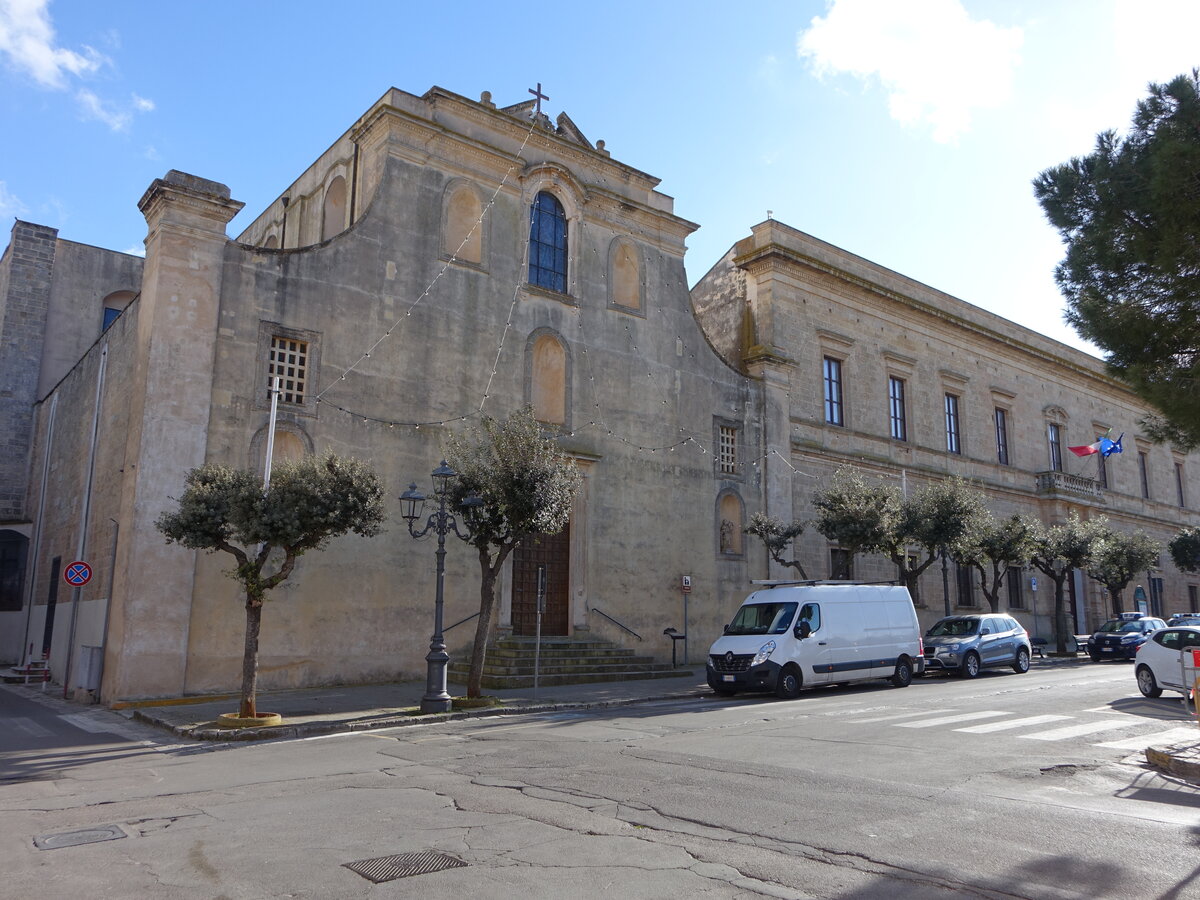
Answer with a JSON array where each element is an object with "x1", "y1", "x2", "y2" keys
[{"x1": 2, "y1": 664, "x2": 1199, "y2": 899}]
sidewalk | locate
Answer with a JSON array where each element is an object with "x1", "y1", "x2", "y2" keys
[
  {"x1": 123, "y1": 652, "x2": 1094, "y2": 742},
  {"x1": 126, "y1": 672, "x2": 712, "y2": 741}
]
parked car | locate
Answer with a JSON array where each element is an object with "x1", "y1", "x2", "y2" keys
[
  {"x1": 922, "y1": 614, "x2": 1032, "y2": 678},
  {"x1": 1167, "y1": 614, "x2": 1200, "y2": 627},
  {"x1": 1134, "y1": 625, "x2": 1200, "y2": 698},
  {"x1": 1085, "y1": 614, "x2": 1167, "y2": 661}
]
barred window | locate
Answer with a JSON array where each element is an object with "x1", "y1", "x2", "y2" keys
[
  {"x1": 269, "y1": 336, "x2": 308, "y2": 404},
  {"x1": 719, "y1": 426, "x2": 738, "y2": 475}
]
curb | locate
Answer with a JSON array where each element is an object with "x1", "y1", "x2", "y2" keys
[
  {"x1": 133, "y1": 689, "x2": 709, "y2": 742},
  {"x1": 1144, "y1": 744, "x2": 1200, "y2": 783}
]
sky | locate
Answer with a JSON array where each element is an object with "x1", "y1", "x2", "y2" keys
[{"x1": 2, "y1": 0, "x2": 1198, "y2": 358}]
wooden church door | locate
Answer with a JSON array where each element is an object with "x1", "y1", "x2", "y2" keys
[{"x1": 511, "y1": 525, "x2": 570, "y2": 636}]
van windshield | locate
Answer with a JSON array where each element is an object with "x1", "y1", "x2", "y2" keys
[{"x1": 727, "y1": 602, "x2": 798, "y2": 636}]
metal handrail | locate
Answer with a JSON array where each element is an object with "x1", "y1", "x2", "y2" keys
[
  {"x1": 444, "y1": 611, "x2": 480, "y2": 634},
  {"x1": 590, "y1": 606, "x2": 643, "y2": 641}
]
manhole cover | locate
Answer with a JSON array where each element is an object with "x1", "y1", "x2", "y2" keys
[
  {"x1": 343, "y1": 850, "x2": 467, "y2": 883},
  {"x1": 34, "y1": 825, "x2": 126, "y2": 850}
]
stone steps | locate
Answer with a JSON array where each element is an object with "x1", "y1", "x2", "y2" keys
[{"x1": 447, "y1": 634, "x2": 694, "y2": 689}]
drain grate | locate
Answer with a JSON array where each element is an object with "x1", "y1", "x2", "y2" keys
[
  {"x1": 343, "y1": 850, "x2": 467, "y2": 883},
  {"x1": 34, "y1": 825, "x2": 126, "y2": 850}
]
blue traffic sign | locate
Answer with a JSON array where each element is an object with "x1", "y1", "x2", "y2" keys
[{"x1": 64, "y1": 561, "x2": 92, "y2": 586}]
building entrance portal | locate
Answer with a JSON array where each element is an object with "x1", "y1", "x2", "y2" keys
[{"x1": 512, "y1": 526, "x2": 570, "y2": 636}]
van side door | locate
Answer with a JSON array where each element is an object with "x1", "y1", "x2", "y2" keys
[{"x1": 793, "y1": 602, "x2": 832, "y2": 684}]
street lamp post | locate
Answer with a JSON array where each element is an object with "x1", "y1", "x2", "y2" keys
[{"x1": 400, "y1": 461, "x2": 481, "y2": 714}]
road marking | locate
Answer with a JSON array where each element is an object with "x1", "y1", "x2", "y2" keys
[
  {"x1": 846, "y1": 709, "x2": 960, "y2": 724},
  {"x1": 59, "y1": 713, "x2": 120, "y2": 733},
  {"x1": 1095, "y1": 727, "x2": 1200, "y2": 750},
  {"x1": 954, "y1": 715, "x2": 1072, "y2": 733},
  {"x1": 1019, "y1": 720, "x2": 1134, "y2": 741},
  {"x1": 10, "y1": 717, "x2": 53, "y2": 737},
  {"x1": 894, "y1": 711, "x2": 1009, "y2": 729}
]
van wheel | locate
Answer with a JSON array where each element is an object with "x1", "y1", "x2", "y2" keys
[
  {"x1": 776, "y1": 665, "x2": 802, "y2": 700},
  {"x1": 1012, "y1": 647, "x2": 1031, "y2": 674},
  {"x1": 1136, "y1": 665, "x2": 1162, "y2": 698},
  {"x1": 890, "y1": 657, "x2": 913, "y2": 687},
  {"x1": 960, "y1": 651, "x2": 981, "y2": 679}
]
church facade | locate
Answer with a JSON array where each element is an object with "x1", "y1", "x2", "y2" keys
[{"x1": 1, "y1": 85, "x2": 1197, "y2": 702}]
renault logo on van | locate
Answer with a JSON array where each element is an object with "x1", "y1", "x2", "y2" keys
[{"x1": 724, "y1": 651, "x2": 734, "y2": 665}]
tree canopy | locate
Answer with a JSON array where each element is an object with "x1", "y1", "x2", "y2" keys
[
  {"x1": 446, "y1": 408, "x2": 582, "y2": 698},
  {"x1": 886, "y1": 477, "x2": 988, "y2": 605},
  {"x1": 1033, "y1": 70, "x2": 1200, "y2": 448},
  {"x1": 1087, "y1": 526, "x2": 1161, "y2": 615},
  {"x1": 1168, "y1": 526, "x2": 1200, "y2": 574},
  {"x1": 1029, "y1": 514, "x2": 1103, "y2": 652},
  {"x1": 156, "y1": 452, "x2": 386, "y2": 718},
  {"x1": 812, "y1": 469, "x2": 901, "y2": 578},
  {"x1": 954, "y1": 513, "x2": 1039, "y2": 614}
]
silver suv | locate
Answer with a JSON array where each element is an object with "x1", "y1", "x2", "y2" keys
[{"x1": 923, "y1": 614, "x2": 1032, "y2": 678}]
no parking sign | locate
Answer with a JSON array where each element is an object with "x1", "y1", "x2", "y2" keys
[{"x1": 64, "y1": 561, "x2": 92, "y2": 586}]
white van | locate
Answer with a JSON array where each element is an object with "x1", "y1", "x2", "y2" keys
[{"x1": 706, "y1": 582, "x2": 925, "y2": 698}]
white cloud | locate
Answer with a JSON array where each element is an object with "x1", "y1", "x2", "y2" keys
[
  {"x1": 0, "y1": 0, "x2": 104, "y2": 88},
  {"x1": 123, "y1": 243, "x2": 145, "y2": 258},
  {"x1": 797, "y1": 0, "x2": 1023, "y2": 143},
  {"x1": 0, "y1": 180, "x2": 29, "y2": 218},
  {"x1": 77, "y1": 88, "x2": 130, "y2": 131},
  {"x1": 75, "y1": 90, "x2": 153, "y2": 132}
]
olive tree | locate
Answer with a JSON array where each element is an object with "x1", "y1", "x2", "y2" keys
[
  {"x1": 884, "y1": 477, "x2": 989, "y2": 605},
  {"x1": 155, "y1": 453, "x2": 386, "y2": 719},
  {"x1": 744, "y1": 512, "x2": 808, "y2": 579},
  {"x1": 1169, "y1": 526, "x2": 1200, "y2": 574},
  {"x1": 1029, "y1": 514, "x2": 1103, "y2": 653},
  {"x1": 446, "y1": 408, "x2": 582, "y2": 698},
  {"x1": 954, "y1": 513, "x2": 1040, "y2": 614},
  {"x1": 1088, "y1": 526, "x2": 1161, "y2": 615},
  {"x1": 812, "y1": 469, "x2": 901, "y2": 579}
]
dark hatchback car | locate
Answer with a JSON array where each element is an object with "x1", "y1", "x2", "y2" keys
[{"x1": 1085, "y1": 614, "x2": 1167, "y2": 661}]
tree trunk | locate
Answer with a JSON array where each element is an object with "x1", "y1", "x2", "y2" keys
[
  {"x1": 1053, "y1": 575, "x2": 1070, "y2": 654},
  {"x1": 467, "y1": 544, "x2": 508, "y2": 699},
  {"x1": 901, "y1": 565, "x2": 921, "y2": 605},
  {"x1": 239, "y1": 597, "x2": 263, "y2": 718},
  {"x1": 1110, "y1": 587, "x2": 1123, "y2": 615}
]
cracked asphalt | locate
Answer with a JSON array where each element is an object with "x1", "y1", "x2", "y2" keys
[{"x1": 3, "y1": 667, "x2": 1200, "y2": 898}]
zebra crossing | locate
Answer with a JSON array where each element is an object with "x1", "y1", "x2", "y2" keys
[{"x1": 827, "y1": 702, "x2": 1199, "y2": 750}]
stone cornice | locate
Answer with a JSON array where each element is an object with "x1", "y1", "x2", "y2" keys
[
  {"x1": 732, "y1": 240, "x2": 1132, "y2": 397},
  {"x1": 138, "y1": 172, "x2": 244, "y2": 230}
]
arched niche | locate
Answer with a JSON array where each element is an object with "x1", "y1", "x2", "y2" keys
[
  {"x1": 526, "y1": 329, "x2": 570, "y2": 428},
  {"x1": 321, "y1": 175, "x2": 348, "y2": 241},
  {"x1": 608, "y1": 238, "x2": 642, "y2": 312}
]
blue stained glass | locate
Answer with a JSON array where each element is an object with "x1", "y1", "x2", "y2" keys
[{"x1": 529, "y1": 191, "x2": 568, "y2": 292}]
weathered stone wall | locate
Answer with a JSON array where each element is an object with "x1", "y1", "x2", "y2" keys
[
  {"x1": 173, "y1": 91, "x2": 760, "y2": 696},
  {"x1": 0, "y1": 222, "x2": 57, "y2": 524},
  {"x1": 698, "y1": 219, "x2": 1200, "y2": 637}
]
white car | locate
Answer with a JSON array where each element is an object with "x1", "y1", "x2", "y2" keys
[{"x1": 1134, "y1": 625, "x2": 1200, "y2": 699}]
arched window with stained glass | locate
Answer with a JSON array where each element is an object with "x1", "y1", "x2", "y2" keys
[{"x1": 528, "y1": 191, "x2": 567, "y2": 293}]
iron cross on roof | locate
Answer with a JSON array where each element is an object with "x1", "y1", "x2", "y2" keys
[{"x1": 528, "y1": 82, "x2": 549, "y2": 115}]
